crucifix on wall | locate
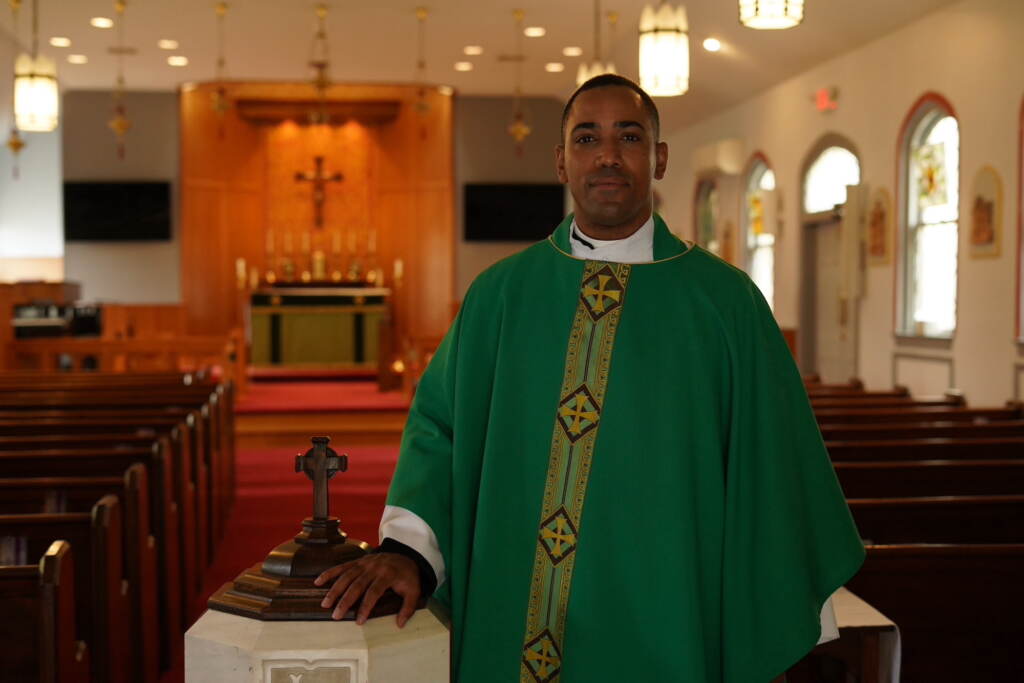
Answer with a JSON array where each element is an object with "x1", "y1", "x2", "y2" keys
[{"x1": 295, "y1": 155, "x2": 344, "y2": 229}]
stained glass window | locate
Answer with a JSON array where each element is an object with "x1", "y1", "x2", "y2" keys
[
  {"x1": 902, "y1": 107, "x2": 959, "y2": 338},
  {"x1": 695, "y1": 179, "x2": 720, "y2": 255},
  {"x1": 744, "y1": 160, "x2": 775, "y2": 309},
  {"x1": 804, "y1": 146, "x2": 861, "y2": 214}
]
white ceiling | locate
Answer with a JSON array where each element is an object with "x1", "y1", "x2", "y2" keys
[{"x1": 16, "y1": 0, "x2": 961, "y2": 134}]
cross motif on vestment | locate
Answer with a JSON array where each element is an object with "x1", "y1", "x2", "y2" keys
[
  {"x1": 582, "y1": 274, "x2": 622, "y2": 314},
  {"x1": 558, "y1": 393, "x2": 599, "y2": 435}
]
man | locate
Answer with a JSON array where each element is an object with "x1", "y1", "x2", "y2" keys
[{"x1": 316, "y1": 74, "x2": 864, "y2": 682}]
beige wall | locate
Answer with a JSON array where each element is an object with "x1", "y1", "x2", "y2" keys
[
  {"x1": 0, "y1": 30, "x2": 64, "y2": 280},
  {"x1": 659, "y1": 0, "x2": 1023, "y2": 404},
  {"x1": 455, "y1": 95, "x2": 566, "y2": 299},
  {"x1": 62, "y1": 90, "x2": 180, "y2": 303}
]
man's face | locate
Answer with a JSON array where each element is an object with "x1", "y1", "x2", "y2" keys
[{"x1": 556, "y1": 86, "x2": 668, "y2": 229}]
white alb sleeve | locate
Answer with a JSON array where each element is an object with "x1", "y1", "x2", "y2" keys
[
  {"x1": 379, "y1": 504, "x2": 446, "y2": 588},
  {"x1": 817, "y1": 594, "x2": 840, "y2": 644}
]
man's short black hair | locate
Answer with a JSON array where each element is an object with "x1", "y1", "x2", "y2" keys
[{"x1": 561, "y1": 74, "x2": 661, "y2": 142}]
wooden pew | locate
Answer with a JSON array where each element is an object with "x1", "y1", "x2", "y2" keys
[
  {"x1": 0, "y1": 444, "x2": 181, "y2": 669},
  {"x1": 806, "y1": 386, "x2": 907, "y2": 400},
  {"x1": 0, "y1": 540, "x2": 90, "y2": 683},
  {"x1": 815, "y1": 404, "x2": 1023, "y2": 424},
  {"x1": 826, "y1": 436, "x2": 1024, "y2": 460},
  {"x1": 810, "y1": 394, "x2": 962, "y2": 410},
  {"x1": 0, "y1": 466, "x2": 159, "y2": 683},
  {"x1": 822, "y1": 421, "x2": 1024, "y2": 441},
  {"x1": 0, "y1": 384, "x2": 234, "y2": 550},
  {"x1": 835, "y1": 459, "x2": 1024, "y2": 498},
  {"x1": 1, "y1": 408, "x2": 211, "y2": 587},
  {"x1": 0, "y1": 414, "x2": 203, "y2": 624},
  {"x1": 847, "y1": 543, "x2": 1024, "y2": 683},
  {"x1": 0, "y1": 495, "x2": 130, "y2": 683},
  {"x1": 849, "y1": 495, "x2": 1024, "y2": 545}
]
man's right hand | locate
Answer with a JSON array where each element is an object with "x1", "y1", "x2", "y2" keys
[{"x1": 314, "y1": 552, "x2": 421, "y2": 627}]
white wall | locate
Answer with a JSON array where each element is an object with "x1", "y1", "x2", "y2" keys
[
  {"x1": 658, "y1": 0, "x2": 1023, "y2": 404},
  {"x1": 455, "y1": 95, "x2": 564, "y2": 298},
  {"x1": 0, "y1": 30, "x2": 64, "y2": 281},
  {"x1": 62, "y1": 90, "x2": 180, "y2": 303}
]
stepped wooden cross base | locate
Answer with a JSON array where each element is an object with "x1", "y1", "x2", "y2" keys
[{"x1": 208, "y1": 436, "x2": 403, "y2": 620}]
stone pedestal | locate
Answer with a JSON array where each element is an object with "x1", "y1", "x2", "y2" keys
[{"x1": 185, "y1": 603, "x2": 450, "y2": 683}]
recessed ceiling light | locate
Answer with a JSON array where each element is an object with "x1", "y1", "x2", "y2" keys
[
  {"x1": 454, "y1": 61, "x2": 473, "y2": 72},
  {"x1": 437, "y1": 85, "x2": 454, "y2": 96},
  {"x1": 524, "y1": 26, "x2": 546, "y2": 38},
  {"x1": 49, "y1": 37, "x2": 71, "y2": 48},
  {"x1": 703, "y1": 38, "x2": 722, "y2": 52},
  {"x1": 545, "y1": 62, "x2": 564, "y2": 73},
  {"x1": 562, "y1": 46, "x2": 583, "y2": 57},
  {"x1": 90, "y1": 17, "x2": 114, "y2": 29},
  {"x1": 463, "y1": 45, "x2": 483, "y2": 56},
  {"x1": 67, "y1": 54, "x2": 88, "y2": 65},
  {"x1": 167, "y1": 55, "x2": 189, "y2": 67},
  {"x1": 158, "y1": 39, "x2": 179, "y2": 50}
]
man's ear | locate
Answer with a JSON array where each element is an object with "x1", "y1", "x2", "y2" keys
[
  {"x1": 653, "y1": 141, "x2": 668, "y2": 180},
  {"x1": 555, "y1": 144, "x2": 568, "y2": 184}
]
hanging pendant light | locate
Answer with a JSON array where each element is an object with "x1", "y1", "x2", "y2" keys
[
  {"x1": 211, "y1": 1, "x2": 230, "y2": 126},
  {"x1": 576, "y1": 0, "x2": 615, "y2": 86},
  {"x1": 638, "y1": 2, "x2": 689, "y2": 97},
  {"x1": 739, "y1": 0, "x2": 804, "y2": 30},
  {"x1": 507, "y1": 9, "x2": 531, "y2": 155},
  {"x1": 13, "y1": 0, "x2": 59, "y2": 132}
]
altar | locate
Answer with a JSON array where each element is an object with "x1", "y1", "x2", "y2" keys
[{"x1": 250, "y1": 286, "x2": 390, "y2": 368}]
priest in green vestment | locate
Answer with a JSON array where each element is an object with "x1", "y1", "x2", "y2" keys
[{"x1": 317, "y1": 74, "x2": 865, "y2": 682}]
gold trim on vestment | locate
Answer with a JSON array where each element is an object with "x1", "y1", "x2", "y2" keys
[{"x1": 520, "y1": 260, "x2": 632, "y2": 683}]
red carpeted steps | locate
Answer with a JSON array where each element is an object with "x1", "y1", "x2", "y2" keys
[{"x1": 235, "y1": 382, "x2": 411, "y2": 448}]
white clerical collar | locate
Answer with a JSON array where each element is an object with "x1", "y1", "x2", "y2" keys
[{"x1": 570, "y1": 215, "x2": 655, "y2": 263}]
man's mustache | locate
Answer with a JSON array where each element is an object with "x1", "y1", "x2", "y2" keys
[{"x1": 587, "y1": 170, "x2": 630, "y2": 183}]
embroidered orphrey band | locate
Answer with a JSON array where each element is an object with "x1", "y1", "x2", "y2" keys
[{"x1": 520, "y1": 260, "x2": 632, "y2": 683}]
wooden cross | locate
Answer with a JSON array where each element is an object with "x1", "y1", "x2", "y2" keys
[
  {"x1": 295, "y1": 436, "x2": 347, "y2": 520},
  {"x1": 294, "y1": 156, "x2": 343, "y2": 229}
]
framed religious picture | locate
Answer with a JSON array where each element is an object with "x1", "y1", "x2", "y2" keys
[
  {"x1": 970, "y1": 165, "x2": 1002, "y2": 259},
  {"x1": 866, "y1": 187, "x2": 893, "y2": 266}
]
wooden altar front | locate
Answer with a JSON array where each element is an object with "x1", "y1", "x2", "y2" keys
[
  {"x1": 179, "y1": 81, "x2": 455, "y2": 370},
  {"x1": 249, "y1": 286, "x2": 389, "y2": 368}
]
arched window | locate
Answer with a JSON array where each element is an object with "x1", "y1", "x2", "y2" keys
[
  {"x1": 804, "y1": 146, "x2": 861, "y2": 214},
  {"x1": 743, "y1": 157, "x2": 776, "y2": 309},
  {"x1": 899, "y1": 96, "x2": 959, "y2": 338},
  {"x1": 695, "y1": 178, "x2": 720, "y2": 255}
]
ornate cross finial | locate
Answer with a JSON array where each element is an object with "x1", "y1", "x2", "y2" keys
[{"x1": 295, "y1": 436, "x2": 347, "y2": 520}]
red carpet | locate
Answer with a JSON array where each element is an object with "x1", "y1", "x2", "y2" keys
[
  {"x1": 235, "y1": 381, "x2": 410, "y2": 414},
  {"x1": 162, "y1": 445, "x2": 399, "y2": 682}
]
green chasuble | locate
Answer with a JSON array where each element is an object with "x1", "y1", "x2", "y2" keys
[{"x1": 387, "y1": 214, "x2": 865, "y2": 682}]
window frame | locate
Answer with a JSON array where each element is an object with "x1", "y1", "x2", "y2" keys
[
  {"x1": 693, "y1": 176, "x2": 718, "y2": 253},
  {"x1": 740, "y1": 152, "x2": 776, "y2": 308},
  {"x1": 1017, "y1": 96, "x2": 1024, "y2": 342},
  {"x1": 895, "y1": 92, "x2": 960, "y2": 341}
]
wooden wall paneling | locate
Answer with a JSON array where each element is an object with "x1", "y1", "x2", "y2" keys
[
  {"x1": 181, "y1": 81, "x2": 453, "y2": 355},
  {"x1": 180, "y1": 83, "x2": 265, "y2": 336}
]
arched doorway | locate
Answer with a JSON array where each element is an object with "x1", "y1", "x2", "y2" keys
[{"x1": 799, "y1": 136, "x2": 862, "y2": 381}]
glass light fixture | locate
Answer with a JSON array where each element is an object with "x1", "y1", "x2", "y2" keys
[
  {"x1": 739, "y1": 0, "x2": 804, "y2": 30},
  {"x1": 576, "y1": 0, "x2": 616, "y2": 86},
  {"x1": 14, "y1": 0, "x2": 60, "y2": 132},
  {"x1": 638, "y1": 2, "x2": 689, "y2": 97}
]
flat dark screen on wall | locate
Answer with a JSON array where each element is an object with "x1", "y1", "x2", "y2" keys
[
  {"x1": 63, "y1": 181, "x2": 172, "y2": 241},
  {"x1": 464, "y1": 183, "x2": 564, "y2": 241}
]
